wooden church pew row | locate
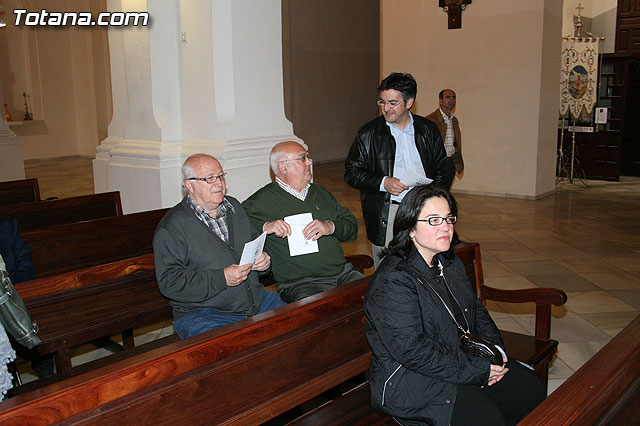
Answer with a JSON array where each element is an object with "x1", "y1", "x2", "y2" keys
[
  {"x1": 21, "y1": 207, "x2": 169, "y2": 277},
  {"x1": 13, "y1": 250, "x2": 371, "y2": 379},
  {"x1": 0, "y1": 279, "x2": 384, "y2": 425},
  {"x1": 0, "y1": 245, "x2": 564, "y2": 424},
  {"x1": 0, "y1": 191, "x2": 123, "y2": 232},
  {"x1": 519, "y1": 314, "x2": 640, "y2": 426},
  {"x1": 0, "y1": 178, "x2": 41, "y2": 206}
]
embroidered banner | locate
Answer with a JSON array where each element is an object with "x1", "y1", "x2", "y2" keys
[{"x1": 559, "y1": 39, "x2": 598, "y2": 120}]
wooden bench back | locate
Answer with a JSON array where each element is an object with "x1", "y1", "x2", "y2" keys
[
  {"x1": 519, "y1": 314, "x2": 640, "y2": 426},
  {"x1": 0, "y1": 191, "x2": 123, "y2": 232},
  {"x1": 0, "y1": 279, "x2": 370, "y2": 425},
  {"x1": 21, "y1": 207, "x2": 169, "y2": 277},
  {"x1": 0, "y1": 178, "x2": 40, "y2": 206},
  {"x1": 18, "y1": 254, "x2": 170, "y2": 355}
]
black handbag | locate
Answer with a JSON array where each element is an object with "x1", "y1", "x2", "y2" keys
[
  {"x1": 0, "y1": 270, "x2": 41, "y2": 349},
  {"x1": 458, "y1": 325, "x2": 503, "y2": 366},
  {"x1": 404, "y1": 262, "x2": 503, "y2": 366}
]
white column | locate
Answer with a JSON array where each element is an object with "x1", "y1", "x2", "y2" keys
[{"x1": 94, "y1": 0, "x2": 300, "y2": 213}]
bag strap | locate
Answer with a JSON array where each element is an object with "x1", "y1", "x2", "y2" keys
[{"x1": 399, "y1": 261, "x2": 470, "y2": 335}]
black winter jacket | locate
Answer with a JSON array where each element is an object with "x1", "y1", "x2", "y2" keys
[
  {"x1": 344, "y1": 115, "x2": 448, "y2": 246},
  {"x1": 364, "y1": 249, "x2": 504, "y2": 425}
]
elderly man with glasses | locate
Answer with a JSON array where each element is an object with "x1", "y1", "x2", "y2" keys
[
  {"x1": 345, "y1": 72, "x2": 449, "y2": 268},
  {"x1": 243, "y1": 141, "x2": 363, "y2": 303},
  {"x1": 153, "y1": 154, "x2": 286, "y2": 339}
]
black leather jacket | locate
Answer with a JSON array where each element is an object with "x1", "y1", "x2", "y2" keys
[{"x1": 344, "y1": 115, "x2": 448, "y2": 246}]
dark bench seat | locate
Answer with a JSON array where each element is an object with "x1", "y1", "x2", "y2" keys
[
  {"x1": 0, "y1": 191, "x2": 123, "y2": 231},
  {"x1": 0, "y1": 178, "x2": 41, "y2": 205},
  {"x1": 21, "y1": 207, "x2": 169, "y2": 277},
  {"x1": 16, "y1": 254, "x2": 169, "y2": 376}
]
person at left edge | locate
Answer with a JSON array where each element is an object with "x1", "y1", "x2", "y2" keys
[
  {"x1": 0, "y1": 216, "x2": 54, "y2": 378},
  {"x1": 153, "y1": 154, "x2": 286, "y2": 339}
]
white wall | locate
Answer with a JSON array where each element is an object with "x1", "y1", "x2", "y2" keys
[
  {"x1": 381, "y1": 0, "x2": 562, "y2": 198},
  {"x1": 0, "y1": 0, "x2": 112, "y2": 160}
]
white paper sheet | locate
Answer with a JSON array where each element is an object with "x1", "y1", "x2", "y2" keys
[
  {"x1": 239, "y1": 231, "x2": 267, "y2": 265},
  {"x1": 400, "y1": 168, "x2": 433, "y2": 187},
  {"x1": 284, "y1": 213, "x2": 319, "y2": 256}
]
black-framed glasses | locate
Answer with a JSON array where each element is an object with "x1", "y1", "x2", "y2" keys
[
  {"x1": 377, "y1": 99, "x2": 403, "y2": 107},
  {"x1": 188, "y1": 173, "x2": 227, "y2": 184},
  {"x1": 417, "y1": 216, "x2": 457, "y2": 226},
  {"x1": 279, "y1": 152, "x2": 311, "y2": 163}
]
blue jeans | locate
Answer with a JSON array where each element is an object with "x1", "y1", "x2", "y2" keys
[{"x1": 173, "y1": 290, "x2": 286, "y2": 339}]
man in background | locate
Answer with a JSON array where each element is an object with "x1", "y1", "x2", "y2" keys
[{"x1": 427, "y1": 89, "x2": 464, "y2": 190}]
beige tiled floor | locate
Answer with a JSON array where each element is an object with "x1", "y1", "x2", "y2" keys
[{"x1": 21, "y1": 157, "x2": 640, "y2": 395}]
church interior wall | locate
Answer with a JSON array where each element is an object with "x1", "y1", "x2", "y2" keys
[
  {"x1": 281, "y1": 0, "x2": 380, "y2": 163},
  {"x1": 0, "y1": 1, "x2": 621, "y2": 197},
  {"x1": 381, "y1": 0, "x2": 562, "y2": 198}
]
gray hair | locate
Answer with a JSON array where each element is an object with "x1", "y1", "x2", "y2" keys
[{"x1": 269, "y1": 141, "x2": 309, "y2": 176}]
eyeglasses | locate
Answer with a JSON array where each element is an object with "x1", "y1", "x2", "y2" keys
[
  {"x1": 279, "y1": 152, "x2": 311, "y2": 164},
  {"x1": 188, "y1": 173, "x2": 227, "y2": 184},
  {"x1": 377, "y1": 99, "x2": 403, "y2": 107},
  {"x1": 417, "y1": 216, "x2": 457, "y2": 226}
]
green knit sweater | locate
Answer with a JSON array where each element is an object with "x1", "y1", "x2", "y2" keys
[{"x1": 242, "y1": 182, "x2": 358, "y2": 283}]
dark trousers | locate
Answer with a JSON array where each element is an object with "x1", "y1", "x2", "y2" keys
[
  {"x1": 449, "y1": 360, "x2": 545, "y2": 426},
  {"x1": 276, "y1": 263, "x2": 364, "y2": 303},
  {"x1": 390, "y1": 361, "x2": 544, "y2": 426},
  {"x1": 444, "y1": 157, "x2": 456, "y2": 190}
]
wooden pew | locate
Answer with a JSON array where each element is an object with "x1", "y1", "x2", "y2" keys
[
  {"x1": 0, "y1": 191, "x2": 123, "y2": 231},
  {"x1": 0, "y1": 178, "x2": 41, "y2": 205},
  {"x1": 15, "y1": 254, "x2": 170, "y2": 377},
  {"x1": 21, "y1": 207, "x2": 169, "y2": 277},
  {"x1": 1, "y1": 278, "x2": 386, "y2": 425},
  {"x1": 519, "y1": 314, "x2": 640, "y2": 426},
  {"x1": 455, "y1": 242, "x2": 568, "y2": 387},
  {"x1": 0, "y1": 242, "x2": 566, "y2": 425},
  {"x1": 14, "y1": 250, "x2": 370, "y2": 378}
]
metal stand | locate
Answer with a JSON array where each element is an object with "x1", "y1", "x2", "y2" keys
[{"x1": 557, "y1": 118, "x2": 588, "y2": 187}]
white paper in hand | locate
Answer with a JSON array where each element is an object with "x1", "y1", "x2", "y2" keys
[
  {"x1": 401, "y1": 168, "x2": 433, "y2": 187},
  {"x1": 239, "y1": 231, "x2": 267, "y2": 265},
  {"x1": 284, "y1": 213, "x2": 319, "y2": 256}
]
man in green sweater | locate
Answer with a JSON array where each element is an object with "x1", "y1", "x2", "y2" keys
[{"x1": 243, "y1": 141, "x2": 363, "y2": 303}]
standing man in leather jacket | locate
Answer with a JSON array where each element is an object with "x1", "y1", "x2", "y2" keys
[{"x1": 344, "y1": 73, "x2": 448, "y2": 268}]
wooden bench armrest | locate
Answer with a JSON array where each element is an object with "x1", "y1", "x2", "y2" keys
[
  {"x1": 345, "y1": 254, "x2": 374, "y2": 273},
  {"x1": 482, "y1": 285, "x2": 567, "y2": 341},
  {"x1": 481, "y1": 285, "x2": 567, "y2": 306}
]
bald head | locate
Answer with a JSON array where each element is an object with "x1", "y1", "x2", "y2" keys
[
  {"x1": 182, "y1": 154, "x2": 221, "y2": 182},
  {"x1": 269, "y1": 141, "x2": 313, "y2": 191},
  {"x1": 269, "y1": 141, "x2": 309, "y2": 176},
  {"x1": 182, "y1": 154, "x2": 227, "y2": 213}
]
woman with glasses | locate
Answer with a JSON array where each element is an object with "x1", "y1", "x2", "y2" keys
[{"x1": 364, "y1": 185, "x2": 544, "y2": 426}]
